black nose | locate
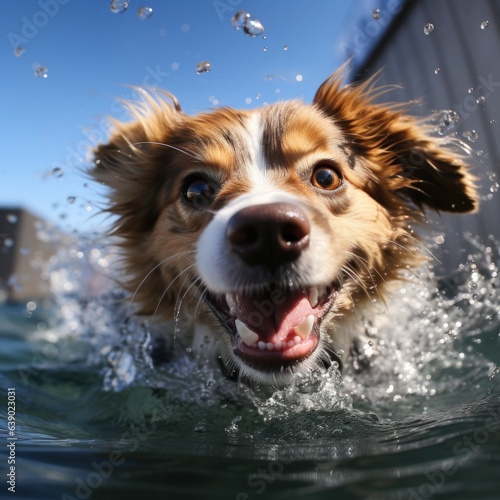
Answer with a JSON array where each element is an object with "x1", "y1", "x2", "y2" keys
[{"x1": 226, "y1": 202, "x2": 310, "y2": 271}]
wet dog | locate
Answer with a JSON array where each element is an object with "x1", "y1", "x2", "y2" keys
[{"x1": 92, "y1": 71, "x2": 478, "y2": 385}]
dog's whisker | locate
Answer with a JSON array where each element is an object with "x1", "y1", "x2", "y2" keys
[
  {"x1": 132, "y1": 141, "x2": 198, "y2": 159},
  {"x1": 127, "y1": 251, "x2": 197, "y2": 315},
  {"x1": 151, "y1": 264, "x2": 197, "y2": 324}
]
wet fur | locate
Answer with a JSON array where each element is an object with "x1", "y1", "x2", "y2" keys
[{"x1": 92, "y1": 70, "x2": 478, "y2": 384}]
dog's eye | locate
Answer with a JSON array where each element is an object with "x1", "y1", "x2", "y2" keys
[
  {"x1": 311, "y1": 164, "x2": 342, "y2": 191},
  {"x1": 183, "y1": 177, "x2": 218, "y2": 208}
]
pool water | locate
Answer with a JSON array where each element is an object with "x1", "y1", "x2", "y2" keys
[{"x1": 1, "y1": 232, "x2": 500, "y2": 500}]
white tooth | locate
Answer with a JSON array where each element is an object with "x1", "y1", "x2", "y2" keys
[
  {"x1": 287, "y1": 340, "x2": 295, "y2": 348},
  {"x1": 275, "y1": 341, "x2": 283, "y2": 351},
  {"x1": 294, "y1": 335, "x2": 302, "y2": 344},
  {"x1": 266, "y1": 342, "x2": 274, "y2": 350},
  {"x1": 226, "y1": 293, "x2": 236, "y2": 310},
  {"x1": 235, "y1": 319, "x2": 259, "y2": 346},
  {"x1": 309, "y1": 287, "x2": 319, "y2": 307},
  {"x1": 258, "y1": 341, "x2": 266, "y2": 350},
  {"x1": 230, "y1": 307, "x2": 237, "y2": 318},
  {"x1": 294, "y1": 314, "x2": 314, "y2": 340}
]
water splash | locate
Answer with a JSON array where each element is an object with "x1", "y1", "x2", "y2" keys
[{"x1": 435, "y1": 110, "x2": 460, "y2": 135}]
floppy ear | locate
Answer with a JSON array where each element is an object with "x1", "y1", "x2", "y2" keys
[
  {"x1": 91, "y1": 91, "x2": 183, "y2": 235},
  {"x1": 313, "y1": 73, "x2": 479, "y2": 213},
  {"x1": 90, "y1": 91, "x2": 183, "y2": 314}
]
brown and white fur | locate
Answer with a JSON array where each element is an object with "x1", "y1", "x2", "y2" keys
[{"x1": 91, "y1": 71, "x2": 478, "y2": 386}]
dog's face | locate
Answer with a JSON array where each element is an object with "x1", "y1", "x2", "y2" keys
[{"x1": 92, "y1": 73, "x2": 477, "y2": 385}]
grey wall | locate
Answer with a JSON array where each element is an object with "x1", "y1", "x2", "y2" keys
[{"x1": 352, "y1": 0, "x2": 500, "y2": 270}]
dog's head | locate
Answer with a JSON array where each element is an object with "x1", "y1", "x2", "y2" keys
[{"x1": 92, "y1": 72, "x2": 478, "y2": 385}]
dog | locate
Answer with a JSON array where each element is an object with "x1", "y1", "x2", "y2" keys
[{"x1": 91, "y1": 70, "x2": 478, "y2": 386}]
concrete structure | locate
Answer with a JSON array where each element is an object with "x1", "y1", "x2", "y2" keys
[
  {"x1": 0, "y1": 208, "x2": 57, "y2": 301},
  {"x1": 339, "y1": 0, "x2": 500, "y2": 269}
]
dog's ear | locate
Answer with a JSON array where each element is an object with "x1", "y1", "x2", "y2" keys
[
  {"x1": 313, "y1": 73, "x2": 479, "y2": 213},
  {"x1": 90, "y1": 91, "x2": 183, "y2": 234}
]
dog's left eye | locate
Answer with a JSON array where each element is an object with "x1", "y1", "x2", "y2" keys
[
  {"x1": 311, "y1": 164, "x2": 343, "y2": 191},
  {"x1": 183, "y1": 177, "x2": 218, "y2": 208}
]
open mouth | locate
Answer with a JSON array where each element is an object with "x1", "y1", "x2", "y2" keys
[{"x1": 204, "y1": 282, "x2": 339, "y2": 372}]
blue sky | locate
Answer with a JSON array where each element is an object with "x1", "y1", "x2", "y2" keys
[{"x1": 1, "y1": 0, "x2": 364, "y2": 232}]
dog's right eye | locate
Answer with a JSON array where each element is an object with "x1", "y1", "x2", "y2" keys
[{"x1": 182, "y1": 177, "x2": 218, "y2": 208}]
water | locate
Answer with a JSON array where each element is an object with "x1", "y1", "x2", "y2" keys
[
  {"x1": 196, "y1": 61, "x2": 212, "y2": 74},
  {"x1": 34, "y1": 65, "x2": 49, "y2": 79},
  {"x1": 110, "y1": 0, "x2": 129, "y2": 15},
  {"x1": 1, "y1": 229, "x2": 500, "y2": 499},
  {"x1": 424, "y1": 23, "x2": 435, "y2": 35},
  {"x1": 137, "y1": 6, "x2": 153, "y2": 21}
]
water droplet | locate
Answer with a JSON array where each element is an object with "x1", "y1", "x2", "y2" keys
[
  {"x1": 110, "y1": 0, "x2": 128, "y2": 14},
  {"x1": 196, "y1": 61, "x2": 211, "y2": 74},
  {"x1": 462, "y1": 129, "x2": 478, "y2": 142},
  {"x1": 434, "y1": 67, "x2": 440, "y2": 75},
  {"x1": 490, "y1": 182, "x2": 499, "y2": 193},
  {"x1": 137, "y1": 6, "x2": 153, "y2": 20},
  {"x1": 34, "y1": 65, "x2": 48, "y2": 79},
  {"x1": 424, "y1": 23, "x2": 434, "y2": 35},
  {"x1": 14, "y1": 47, "x2": 25, "y2": 57},
  {"x1": 435, "y1": 234, "x2": 445, "y2": 244},
  {"x1": 231, "y1": 10, "x2": 250, "y2": 29},
  {"x1": 243, "y1": 18, "x2": 265, "y2": 37},
  {"x1": 372, "y1": 8, "x2": 381, "y2": 20},
  {"x1": 468, "y1": 87, "x2": 474, "y2": 94},
  {"x1": 481, "y1": 20, "x2": 489, "y2": 30},
  {"x1": 6, "y1": 214, "x2": 18, "y2": 224},
  {"x1": 476, "y1": 96, "x2": 486, "y2": 104},
  {"x1": 3, "y1": 238, "x2": 14, "y2": 248},
  {"x1": 283, "y1": 45, "x2": 289, "y2": 51},
  {"x1": 263, "y1": 46, "x2": 268, "y2": 52},
  {"x1": 52, "y1": 167, "x2": 64, "y2": 178},
  {"x1": 67, "y1": 196, "x2": 76, "y2": 204},
  {"x1": 436, "y1": 110, "x2": 460, "y2": 135},
  {"x1": 490, "y1": 119, "x2": 497, "y2": 124}
]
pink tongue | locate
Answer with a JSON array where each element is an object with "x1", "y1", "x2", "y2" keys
[{"x1": 234, "y1": 292, "x2": 314, "y2": 343}]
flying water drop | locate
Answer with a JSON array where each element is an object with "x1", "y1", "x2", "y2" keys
[
  {"x1": 243, "y1": 18, "x2": 265, "y2": 37},
  {"x1": 52, "y1": 167, "x2": 64, "y2": 178},
  {"x1": 137, "y1": 6, "x2": 153, "y2": 20},
  {"x1": 14, "y1": 47, "x2": 25, "y2": 57},
  {"x1": 34, "y1": 65, "x2": 48, "y2": 79},
  {"x1": 480, "y1": 20, "x2": 490, "y2": 30},
  {"x1": 196, "y1": 61, "x2": 212, "y2": 74},
  {"x1": 462, "y1": 129, "x2": 478, "y2": 143},
  {"x1": 110, "y1": 0, "x2": 129, "y2": 14},
  {"x1": 231, "y1": 10, "x2": 250, "y2": 29},
  {"x1": 423, "y1": 23, "x2": 434, "y2": 35},
  {"x1": 372, "y1": 8, "x2": 381, "y2": 20},
  {"x1": 435, "y1": 110, "x2": 460, "y2": 135}
]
